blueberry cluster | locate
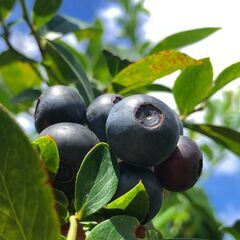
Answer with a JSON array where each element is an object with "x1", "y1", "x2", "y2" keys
[{"x1": 34, "y1": 85, "x2": 203, "y2": 223}]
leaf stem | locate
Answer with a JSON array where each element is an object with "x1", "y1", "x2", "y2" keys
[{"x1": 67, "y1": 215, "x2": 79, "y2": 240}]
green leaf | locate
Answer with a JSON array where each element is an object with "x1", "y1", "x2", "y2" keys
[
  {"x1": 173, "y1": 58, "x2": 213, "y2": 117},
  {"x1": 103, "y1": 50, "x2": 132, "y2": 77},
  {"x1": 123, "y1": 83, "x2": 171, "y2": 96},
  {"x1": 75, "y1": 143, "x2": 118, "y2": 220},
  {"x1": 86, "y1": 216, "x2": 140, "y2": 240},
  {"x1": 45, "y1": 41, "x2": 94, "y2": 105},
  {"x1": 153, "y1": 199, "x2": 187, "y2": 230},
  {"x1": 0, "y1": 0, "x2": 16, "y2": 20},
  {"x1": 182, "y1": 189, "x2": 216, "y2": 221},
  {"x1": 6, "y1": 19, "x2": 24, "y2": 29},
  {"x1": 153, "y1": 189, "x2": 221, "y2": 238},
  {"x1": 150, "y1": 27, "x2": 220, "y2": 54},
  {"x1": 112, "y1": 50, "x2": 200, "y2": 94},
  {"x1": 32, "y1": 136, "x2": 60, "y2": 175},
  {"x1": 92, "y1": 53, "x2": 112, "y2": 85},
  {"x1": 54, "y1": 189, "x2": 69, "y2": 208},
  {"x1": 204, "y1": 101, "x2": 216, "y2": 124},
  {"x1": 143, "y1": 230, "x2": 161, "y2": 240},
  {"x1": 0, "y1": 49, "x2": 34, "y2": 66},
  {"x1": 11, "y1": 88, "x2": 41, "y2": 104},
  {"x1": 159, "y1": 239, "x2": 206, "y2": 240},
  {"x1": 209, "y1": 62, "x2": 240, "y2": 97},
  {"x1": 33, "y1": 0, "x2": 62, "y2": 30},
  {"x1": 59, "y1": 236, "x2": 67, "y2": 240},
  {"x1": 0, "y1": 81, "x2": 15, "y2": 112},
  {"x1": 181, "y1": 189, "x2": 222, "y2": 239},
  {"x1": 86, "y1": 19, "x2": 103, "y2": 63},
  {"x1": 40, "y1": 15, "x2": 101, "y2": 41},
  {"x1": 56, "y1": 200, "x2": 69, "y2": 225},
  {"x1": 54, "y1": 190, "x2": 69, "y2": 225},
  {"x1": 0, "y1": 104, "x2": 60, "y2": 239},
  {"x1": 40, "y1": 14, "x2": 86, "y2": 35},
  {"x1": 184, "y1": 123, "x2": 240, "y2": 155},
  {"x1": 102, "y1": 181, "x2": 149, "y2": 222},
  {"x1": 222, "y1": 221, "x2": 240, "y2": 239},
  {"x1": 85, "y1": 20, "x2": 111, "y2": 85},
  {"x1": 0, "y1": 50, "x2": 41, "y2": 94},
  {"x1": 75, "y1": 27, "x2": 102, "y2": 42},
  {"x1": 1, "y1": 87, "x2": 40, "y2": 114},
  {"x1": 53, "y1": 39, "x2": 90, "y2": 73},
  {"x1": 200, "y1": 144, "x2": 214, "y2": 161}
]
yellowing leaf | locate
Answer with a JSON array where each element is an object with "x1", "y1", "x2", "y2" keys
[{"x1": 113, "y1": 50, "x2": 200, "y2": 94}]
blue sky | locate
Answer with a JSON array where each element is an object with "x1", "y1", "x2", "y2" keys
[
  {"x1": 60, "y1": 0, "x2": 107, "y2": 21},
  {"x1": 1, "y1": 0, "x2": 240, "y2": 233}
]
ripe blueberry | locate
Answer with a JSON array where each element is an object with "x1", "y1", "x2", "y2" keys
[
  {"x1": 40, "y1": 122, "x2": 99, "y2": 199},
  {"x1": 172, "y1": 110, "x2": 183, "y2": 135},
  {"x1": 34, "y1": 85, "x2": 86, "y2": 133},
  {"x1": 106, "y1": 94, "x2": 180, "y2": 167},
  {"x1": 178, "y1": 118, "x2": 184, "y2": 135},
  {"x1": 86, "y1": 93, "x2": 123, "y2": 141},
  {"x1": 114, "y1": 162, "x2": 163, "y2": 223},
  {"x1": 154, "y1": 136, "x2": 203, "y2": 192}
]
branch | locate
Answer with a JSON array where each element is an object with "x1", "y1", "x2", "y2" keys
[
  {"x1": 1, "y1": 18, "x2": 16, "y2": 52},
  {"x1": 0, "y1": 18, "x2": 48, "y2": 83},
  {"x1": 189, "y1": 104, "x2": 206, "y2": 115},
  {"x1": 0, "y1": 18, "x2": 37, "y2": 63},
  {"x1": 180, "y1": 104, "x2": 206, "y2": 121},
  {"x1": 19, "y1": 0, "x2": 45, "y2": 57},
  {"x1": 67, "y1": 215, "x2": 79, "y2": 240}
]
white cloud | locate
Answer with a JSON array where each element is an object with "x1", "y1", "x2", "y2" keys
[
  {"x1": 141, "y1": 0, "x2": 240, "y2": 120},
  {"x1": 97, "y1": 5, "x2": 124, "y2": 42},
  {"x1": 143, "y1": 0, "x2": 240, "y2": 76},
  {"x1": 218, "y1": 204, "x2": 240, "y2": 225},
  {"x1": 17, "y1": 113, "x2": 35, "y2": 133},
  {"x1": 61, "y1": 33, "x2": 78, "y2": 47},
  {"x1": 97, "y1": 0, "x2": 240, "y2": 103},
  {"x1": 99, "y1": 5, "x2": 123, "y2": 19},
  {"x1": 215, "y1": 155, "x2": 240, "y2": 175},
  {"x1": 9, "y1": 1, "x2": 240, "y2": 134},
  {"x1": 10, "y1": 31, "x2": 40, "y2": 61}
]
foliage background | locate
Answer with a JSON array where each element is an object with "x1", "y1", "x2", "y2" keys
[{"x1": 0, "y1": 0, "x2": 240, "y2": 239}]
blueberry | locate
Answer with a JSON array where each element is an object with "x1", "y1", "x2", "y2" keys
[
  {"x1": 172, "y1": 109, "x2": 183, "y2": 135},
  {"x1": 114, "y1": 162, "x2": 163, "y2": 223},
  {"x1": 154, "y1": 136, "x2": 203, "y2": 192},
  {"x1": 40, "y1": 122, "x2": 99, "y2": 200},
  {"x1": 106, "y1": 94, "x2": 180, "y2": 167},
  {"x1": 86, "y1": 93, "x2": 123, "y2": 141},
  {"x1": 178, "y1": 119, "x2": 184, "y2": 135},
  {"x1": 34, "y1": 85, "x2": 86, "y2": 133}
]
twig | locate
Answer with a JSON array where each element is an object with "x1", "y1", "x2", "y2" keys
[
  {"x1": 67, "y1": 215, "x2": 79, "y2": 240},
  {"x1": 0, "y1": 17, "x2": 37, "y2": 63},
  {"x1": 19, "y1": 0, "x2": 45, "y2": 57},
  {"x1": 180, "y1": 104, "x2": 206, "y2": 121},
  {"x1": 0, "y1": 18, "x2": 48, "y2": 84},
  {"x1": 190, "y1": 104, "x2": 206, "y2": 114}
]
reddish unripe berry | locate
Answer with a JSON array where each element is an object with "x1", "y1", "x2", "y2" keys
[{"x1": 154, "y1": 136, "x2": 203, "y2": 192}]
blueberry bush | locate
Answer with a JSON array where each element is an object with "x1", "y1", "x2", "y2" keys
[{"x1": 0, "y1": 0, "x2": 240, "y2": 239}]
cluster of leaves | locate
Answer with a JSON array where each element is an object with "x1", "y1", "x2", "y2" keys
[
  {"x1": 0, "y1": 104, "x2": 158, "y2": 239},
  {"x1": 0, "y1": 0, "x2": 240, "y2": 239},
  {"x1": 198, "y1": 87, "x2": 240, "y2": 166}
]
